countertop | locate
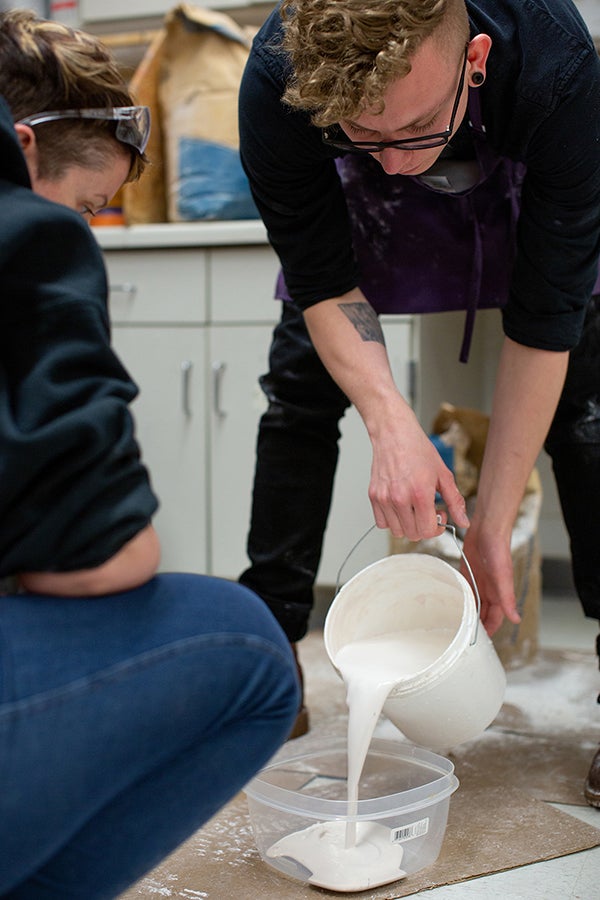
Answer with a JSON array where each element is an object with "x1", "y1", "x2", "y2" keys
[{"x1": 92, "y1": 220, "x2": 269, "y2": 250}]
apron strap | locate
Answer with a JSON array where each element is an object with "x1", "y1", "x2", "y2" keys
[
  {"x1": 458, "y1": 89, "x2": 486, "y2": 363},
  {"x1": 460, "y1": 195, "x2": 484, "y2": 363}
]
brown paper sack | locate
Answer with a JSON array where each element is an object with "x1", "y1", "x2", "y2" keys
[
  {"x1": 159, "y1": 4, "x2": 255, "y2": 222},
  {"x1": 390, "y1": 403, "x2": 543, "y2": 668},
  {"x1": 122, "y1": 28, "x2": 169, "y2": 225},
  {"x1": 123, "y1": 4, "x2": 255, "y2": 224}
]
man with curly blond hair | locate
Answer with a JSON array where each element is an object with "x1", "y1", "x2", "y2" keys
[
  {"x1": 280, "y1": 0, "x2": 468, "y2": 124},
  {"x1": 238, "y1": 0, "x2": 600, "y2": 802}
]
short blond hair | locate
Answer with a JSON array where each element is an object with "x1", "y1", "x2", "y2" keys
[
  {"x1": 281, "y1": 0, "x2": 469, "y2": 126},
  {"x1": 0, "y1": 9, "x2": 145, "y2": 181}
]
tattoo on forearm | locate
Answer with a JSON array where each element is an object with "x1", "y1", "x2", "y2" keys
[{"x1": 339, "y1": 302, "x2": 386, "y2": 346}]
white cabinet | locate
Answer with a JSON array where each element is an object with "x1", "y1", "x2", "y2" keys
[
  {"x1": 103, "y1": 233, "x2": 281, "y2": 579},
  {"x1": 106, "y1": 248, "x2": 207, "y2": 323},
  {"x1": 208, "y1": 245, "x2": 279, "y2": 324},
  {"x1": 107, "y1": 247, "x2": 208, "y2": 572},
  {"x1": 112, "y1": 325, "x2": 208, "y2": 572},
  {"x1": 205, "y1": 243, "x2": 279, "y2": 576},
  {"x1": 99, "y1": 226, "x2": 419, "y2": 584},
  {"x1": 207, "y1": 322, "x2": 272, "y2": 577}
]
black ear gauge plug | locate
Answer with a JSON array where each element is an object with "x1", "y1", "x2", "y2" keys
[{"x1": 471, "y1": 71, "x2": 485, "y2": 86}]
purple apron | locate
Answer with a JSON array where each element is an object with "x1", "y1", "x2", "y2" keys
[{"x1": 276, "y1": 89, "x2": 597, "y2": 362}]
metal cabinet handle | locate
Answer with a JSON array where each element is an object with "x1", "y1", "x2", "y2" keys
[
  {"x1": 181, "y1": 359, "x2": 193, "y2": 417},
  {"x1": 109, "y1": 282, "x2": 137, "y2": 299},
  {"x1": 212, "y1": 361, "x2": 227, "y2": 418},
  {"x1": 407, "y1": 359, "x2": 417, "y2": 409}
]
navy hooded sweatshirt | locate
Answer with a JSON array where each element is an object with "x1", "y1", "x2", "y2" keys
[{"x1": 0, "y1": 97, "x2": 158, "y2": 577}]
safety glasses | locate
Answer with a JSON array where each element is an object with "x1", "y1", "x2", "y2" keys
[{"x1": 16, "y1": 105, "x2": 151, "y2": 155}]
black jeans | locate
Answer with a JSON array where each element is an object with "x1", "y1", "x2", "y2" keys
[
  {"x1": 239, "y1": 303, "x2": 350, "y2": 642},
  {"x1": 545, "y1": 294, "x2": 600, "y2": 621},
  {"x1": 241, "y1": 298, "x2": 600, "y2": 640}
]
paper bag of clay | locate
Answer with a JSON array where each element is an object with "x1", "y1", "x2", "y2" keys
[
  {"x1": 430, "y1": 403, "x2": 489, "y2": 498},
  {"x1": 158, "y1": 3, "x2": 258, "y2": 221},
  {"x1": 122, "y1": 29, "x2": 169, "y2": 225},
  {"x1": 431, "y1": 402, "x2": 541, "y2": 499}
]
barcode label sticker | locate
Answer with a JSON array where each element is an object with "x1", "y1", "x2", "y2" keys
[{"x1": 391, "y1": 817, "x2": 430, "y2": 843}]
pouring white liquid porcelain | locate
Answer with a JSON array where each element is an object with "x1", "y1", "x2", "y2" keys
[
  {"x1": 267, "y1": 631, "x2": 453, "y2": 891},
  {"x1": 336, "y1": 627, "x2": 456, "y2": 848},
  {"x1": 266, "y1": 621, "x2": 464, "y2": 891},
  {"x1": 266, "y1": 525, "x2": 500, "y2": 891}
]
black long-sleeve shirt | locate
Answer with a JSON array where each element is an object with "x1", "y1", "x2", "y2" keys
[
  {"x1": 239, "y1": 0, "x2": 600, "y2": 352},
  {"x1": 0, "y1": 97, "x2": 158, "y2": 576}
]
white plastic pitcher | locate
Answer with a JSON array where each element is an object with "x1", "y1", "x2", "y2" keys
[{"x1": 324, "y1": 532, "x2": 506, "y2": 751}]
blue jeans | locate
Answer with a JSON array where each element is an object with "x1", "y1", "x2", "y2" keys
[{"x1": 0, "y1": 573, "x2": 299, "y2": 899}]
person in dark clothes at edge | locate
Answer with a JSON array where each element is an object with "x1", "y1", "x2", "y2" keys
[
  {"x1": 237, "y1": 0, "x2": 600, "y2": 804},
  {"x1": 0, "y1": 11, "x2": 299, "y2": 899}
]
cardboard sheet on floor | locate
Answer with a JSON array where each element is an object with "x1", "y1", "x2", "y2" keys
[
  {"x1": 118, "y1": 785, "x2": 599, "y2": 899},
  {"x1": 119, "y1": 638, "x2": 600, "y2": 899}
]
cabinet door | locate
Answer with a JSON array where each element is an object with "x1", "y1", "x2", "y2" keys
[
  {"x1": 208, "y1": 323, "x2": 273, "y2": 578},
  {"x1": 318, "y1": 317, "x2": 415, "y2": 585},
  {"x1": 209, "y1": 246, "x2": 280, "y2": 324},
  {"x1": 112, "y1": 326, "x2": 208, "y2": 573},
  {"x1": 105, "y1": 249, "x2": 207, "y2": 324}
]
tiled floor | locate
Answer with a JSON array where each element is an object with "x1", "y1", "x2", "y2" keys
[{"x1": 403, "y1": 590, "x2": 600, "y2": 900}]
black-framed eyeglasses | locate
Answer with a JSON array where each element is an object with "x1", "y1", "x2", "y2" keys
[
  {"x1": 16, "y1": 106, "x2": 151, "y2": 155},
  {"x1": 322, "y1": 45, "x2": 468, "y2": 154}
]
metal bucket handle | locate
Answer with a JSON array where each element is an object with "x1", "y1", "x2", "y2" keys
[{"x1": 334, "y1": 516, "x2": 482, "y2": 645}]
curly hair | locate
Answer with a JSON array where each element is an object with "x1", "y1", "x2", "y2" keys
[
  {"x1": 281, "y1": 0, "x2": 469, "y2": 126},
  {"x1": 0, "y1": 9, "x2": 145, "y2": 181}
]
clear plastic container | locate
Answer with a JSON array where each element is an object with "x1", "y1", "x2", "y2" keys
[{"x1": 245, "y1": 738, "x2": 459, "y2": 892}]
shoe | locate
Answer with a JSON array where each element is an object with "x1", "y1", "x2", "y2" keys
[
  {"x1": 287, "y1": 642, "x2": 310, "y2": 740},
  {"x1": 584, "y1": 747, "x2": 600, "y2": 808}
]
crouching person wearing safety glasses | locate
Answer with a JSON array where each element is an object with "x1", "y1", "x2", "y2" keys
[{"x1": 0, "y1": 11, "x2": 299, "y2": 899}]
